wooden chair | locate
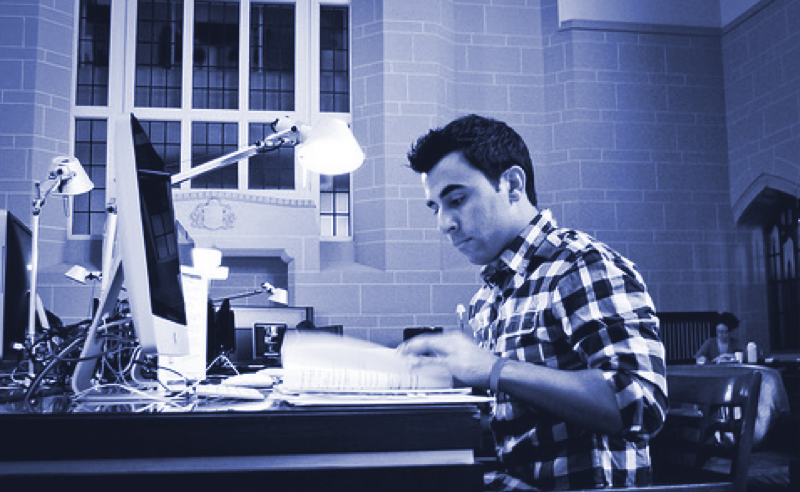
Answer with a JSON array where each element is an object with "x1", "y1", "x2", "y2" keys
[
  {"x1": 557, "y1": 365, "x2": 762, "y2": 492},
  {"x1": 645, "y1": 365, "x2": 762, "y2": 492}
]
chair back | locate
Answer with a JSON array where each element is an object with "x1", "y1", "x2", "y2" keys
[
  {"x1": 651, "y1": 365, "x2": 762, "y2": 492},
  {"x1": 658, "y1": 311, "x2": 718, "y2": 364}
]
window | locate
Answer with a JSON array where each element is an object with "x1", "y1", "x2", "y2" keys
[
  {"x1": 320, "y1": 173, "x2": 349, "y2": 237},
  {"x1": 135, "y1": 0, "x2": 183, "y2": 108},
  {"x1": 191, "y1": 121, "x2": 239, "y2": 189},
  {"x1": 71, "y1": 0, "x2": 353, "y2": 238},
  {"x1": 138, "y1": 120, "x2": 182, "y2": 176},
  {"x1": 72, "y1": 119, "x2": 108, "y2": 235},
  {"x1": 193, "y1": 1, "x2": 240, "y2": 109},
  {"x1": 765, "y1": 196, "x2": 800, "y2": 351},
  {"x1": 248, "y1": 122, "x2": 295, "y2": 189},
  {"x1": 250, "y1": 3, "x2": 295, "y2": 111},
  {"x1": 76, "y1": 0, "x2": 111, "y2": 106},
  {"x1": 319, "y1": 5, "x2": 349, "y2": 113}
]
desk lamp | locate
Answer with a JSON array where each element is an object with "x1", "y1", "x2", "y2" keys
[
  {"x1": 28, "y1": 156, "x2": 94, "y2": 374},
  {"x1": 171, "y1": 115, "x2": 365, "y2": 185}
]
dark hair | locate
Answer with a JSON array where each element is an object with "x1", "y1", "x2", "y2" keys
[
  {"x1": 407, "y1": 114, "x2": 537, "y2": 206},
  {"x1": 717, "y1": 312, "x2": 740, "y2": 330}
]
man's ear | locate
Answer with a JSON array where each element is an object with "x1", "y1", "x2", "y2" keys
[{"x1": 502, "y1": 166, "x2": 527, "y2": 203}]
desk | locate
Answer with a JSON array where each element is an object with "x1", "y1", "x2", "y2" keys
[
  {"x1": 667, "y1": 364, "x2": 791, "y2": 448},
  {"x1": 0, "y1": 403, "x2": 484, "y2": 491}
]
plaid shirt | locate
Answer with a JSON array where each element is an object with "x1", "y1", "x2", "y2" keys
[{"x1": 471, "y1": 210, "x2": 668, "y2": 491}]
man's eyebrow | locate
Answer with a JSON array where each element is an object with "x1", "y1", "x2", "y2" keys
[
  {"x1": 440, "y1": 184, "x2": 464, "y2": 199},
  {"x1": 426, "y1": 184, "x2": 465, "y2": 209}
]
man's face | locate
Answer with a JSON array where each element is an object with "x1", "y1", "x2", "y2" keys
[{"x1": 422, "y1": 151, "x2": 517, "y2": 265}]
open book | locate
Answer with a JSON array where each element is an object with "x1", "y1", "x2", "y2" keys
[{"x1": 279, "y1": 331, "x2": 453, "y2": 392}]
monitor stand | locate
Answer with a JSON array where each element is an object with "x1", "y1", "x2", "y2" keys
[{"x1": 71, "y1": 256, "x2": 134, "y2": 393}]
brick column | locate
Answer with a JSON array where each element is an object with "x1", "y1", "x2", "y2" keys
[{"x1": 351, "y1": 0, "x2": 456, "y2": 271}]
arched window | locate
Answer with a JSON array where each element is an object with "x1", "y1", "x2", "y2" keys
[{"x1": 765, "y1": 195, "x2": 800, "y2": 351}]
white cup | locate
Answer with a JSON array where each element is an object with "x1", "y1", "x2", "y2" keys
[{"x1": 734, "y1": 351, "x2": 744, "y2": 363}]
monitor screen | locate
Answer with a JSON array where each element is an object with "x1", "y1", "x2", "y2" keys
[
  {"x1": 72, "y1": 114, "x2": 189, "y2": 392},
  {"x1": 0, "y1": 209, "x2": 32, "y2": 362},
  {"x1": 120, "y1": 114, "x2": 188, "y2": 355},
  {"x1": 130, "y1": 116, "x2": 187, "y2": 327}
]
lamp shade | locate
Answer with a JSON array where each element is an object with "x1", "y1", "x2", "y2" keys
[
  {"x1": 50, "y1": 156, "x2": 94, "y2": 196},
  {"x1": 296, "y1": 117, "x2": 365, "y2": 175}
]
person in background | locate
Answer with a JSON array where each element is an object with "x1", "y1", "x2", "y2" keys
[
  {"x1": 400, "y1": 114, "x2": 668, "y2": 491},
  {"x1": 695, "y1": 311, "x2": 745, "y2": 364}
]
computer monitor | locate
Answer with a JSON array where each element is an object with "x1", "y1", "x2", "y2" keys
[
  {"x1": 0, "y1": 209, "x2": 32, "y2": 362},
  {"x1": 72, "y1": 114, "x2": 189, "y2": 392}
]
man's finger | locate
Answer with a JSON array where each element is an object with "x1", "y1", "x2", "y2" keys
[{"x1": 397, "y1": 334, "x2": 445, "y2": 356}]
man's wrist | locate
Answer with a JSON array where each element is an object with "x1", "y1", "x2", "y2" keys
[{"x1": 489, "y1": 357, "x2": 509, "y2": 393}]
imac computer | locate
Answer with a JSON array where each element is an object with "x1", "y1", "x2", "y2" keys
[
  {"x1": 72, "y1": 114, "x2": 190, "y2": 392},
  {"x1": 0, "y1": 209, "x2": 33, "y2": 363}
]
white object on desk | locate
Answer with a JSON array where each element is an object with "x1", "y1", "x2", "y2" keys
[
  {"x1": 158, "y1": 248, "x2": 229, "y2": 384},
  {"x1": 222, "y1": 372, "x2": 278, "y2": 388},
  {"x1": 747, "y1": 341, "x2": 758, "y2": 364},
  {"x1": 194, "y1": 384, "x2": 266, "y2": 400}
]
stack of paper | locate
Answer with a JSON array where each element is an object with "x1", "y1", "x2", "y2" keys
[{"x1": 280, "y1": 332, "x2": 452, "y2": 391}]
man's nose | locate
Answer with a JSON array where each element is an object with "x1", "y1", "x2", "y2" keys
[{"x1": 438, "y1": 210, "x2": 457, "y2": 234}]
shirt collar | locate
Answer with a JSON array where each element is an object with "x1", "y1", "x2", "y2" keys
[{"x1": 480, "y1": 209, "x2": 557, "y2": 287}]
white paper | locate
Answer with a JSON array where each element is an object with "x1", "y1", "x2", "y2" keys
[{"x1": 280, "y1": 332, "x2": 453, "y2": 392}]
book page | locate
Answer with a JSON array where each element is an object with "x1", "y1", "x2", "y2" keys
[{"x1": 280, "y1": 332, "x2": 452, "y2": 391}]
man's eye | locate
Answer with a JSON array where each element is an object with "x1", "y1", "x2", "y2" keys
[{"x1": 447, "y1": 196, "x2": 465, "y2": 207}]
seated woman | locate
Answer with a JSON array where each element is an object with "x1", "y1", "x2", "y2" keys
[{"x1": 695, "y1": 311, "x2": 746, "y2": 364}]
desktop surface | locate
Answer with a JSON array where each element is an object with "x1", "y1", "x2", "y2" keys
[{"x1": 0, "y1": 392, "x2": 485, "y2": 492}]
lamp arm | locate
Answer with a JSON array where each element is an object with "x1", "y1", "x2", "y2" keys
[
  {"x1": 170, "y1": 126, "x2": 299, "y2": 186},
  {"x1": 211, "y1": 282, "x2": 275, "y2": 305},
  {"x1": 32, "y1": 175, "x2": 67, "y2": 215}
]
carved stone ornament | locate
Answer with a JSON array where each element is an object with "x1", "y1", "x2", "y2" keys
[{"x1": 190, "y1": 197, "x2": 235, "y2": 230}]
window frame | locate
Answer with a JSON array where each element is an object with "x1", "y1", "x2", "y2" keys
[
  {"x1": 69, "y1": 0, "x2": 353, "y2": 241},
  {"x1": 765, "y1": 196, "x2": 800, "y2": 351}
]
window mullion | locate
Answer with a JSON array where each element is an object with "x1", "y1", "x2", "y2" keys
[
  {"x1": 239, "y1": 0, "x2": 250, "y2": 190},
  {"x1": 179, "y1": 0, "x2": 196, "y2": 188},
  {"x1": 297, "y1": 0, "x2": 312, "y2": 119}
]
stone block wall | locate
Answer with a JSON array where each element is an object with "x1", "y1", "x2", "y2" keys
[
  {"x1": 1, "y1": 0, "x2": 781, "y2": 351},
  {"x1": 307, "y1": 0, "x2": 760, "y2": 347}
]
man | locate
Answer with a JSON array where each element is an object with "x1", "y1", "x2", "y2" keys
[{"x1": 400, "y1": 115, "x2": 668, "y2": 491}]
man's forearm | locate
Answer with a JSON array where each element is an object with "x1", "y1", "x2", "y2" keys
[{"x1": 495, "y1": 360, "x2": 624, "y2": 435}]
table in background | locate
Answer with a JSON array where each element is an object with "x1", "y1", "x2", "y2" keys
[
  {"x1": 0, "y1": 402, "x2": 484, "y2": 492},
  {"x1": 667, "y1": 363, "x2": 791, "y2": 448}
]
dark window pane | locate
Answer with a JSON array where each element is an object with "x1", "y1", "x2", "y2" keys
[
  {"x1": 72, "y1": 119, "x2": 108, "y2": 236},
  {"x1": 320, "y1": 5, "x2": 349, "y2": 113},
  {"x1": 247, "y1": 122, "x2": 295, "y2": 189},
  {"x1": 250, "y1": 3, "x2": 295, "y2": 111},
  {"x1": 193, "y1": 1, "x2": 239, "y2": 110},
  {"x1": 135, "y1": 0, "x2": 184, "y2": 108},
  {"x1": 76, "y1": 0, "x2": 111, "y2": 106},
  {"x1": 191, "y1": 121, "x2": 238, "y2": 188},
  {"x1": 139, "y1": 120, "x2": 182, "y2": 176}
]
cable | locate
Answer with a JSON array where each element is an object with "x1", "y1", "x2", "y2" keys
[
  {"x1": 23, "y1": 334, "x2": 87, "y2": 411},
  {"x1": 70, "y1": 382, "x2": 195, "y2": 413}
]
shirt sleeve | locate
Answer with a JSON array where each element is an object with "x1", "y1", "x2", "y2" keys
[
  {"x1": 695, "y1": 338, "x2": 713, "y2": 359},
  {"x1": 551, "y1": 249, "x2": 668, "y2": 439}
]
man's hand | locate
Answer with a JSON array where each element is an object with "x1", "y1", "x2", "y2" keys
[
  {"x1": 400, "y1": 332, "x2": 625, "y2": 434},
  {"x1": 397, "y1": 332, "x2": 498, "y2": 388}
]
